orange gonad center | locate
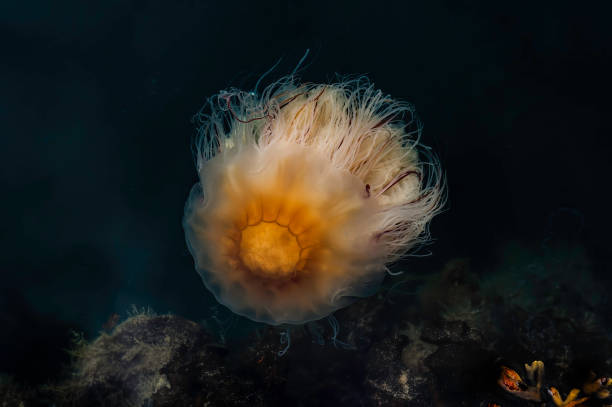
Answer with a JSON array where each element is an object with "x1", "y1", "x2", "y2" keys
[{"x1": 239, "y1": 221, "x2": 304, "y2": 278}]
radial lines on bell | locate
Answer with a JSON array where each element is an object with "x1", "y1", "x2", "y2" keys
[{"x1": 226, "y1": 197, "x2": 320, "y2": 279}]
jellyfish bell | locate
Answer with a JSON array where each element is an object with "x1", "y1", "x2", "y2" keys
[{"x1": 183, "y1": 77, "x2": 445, "y2": 325}]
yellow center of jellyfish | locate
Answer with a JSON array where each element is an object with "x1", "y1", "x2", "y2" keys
[{"x1": 239, "y1": 222, "x2": 301, "y2": 277}]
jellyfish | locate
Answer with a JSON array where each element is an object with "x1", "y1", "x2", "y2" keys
[{"x1": 183, "y1": 76, "x2": 445, "y2": 325}]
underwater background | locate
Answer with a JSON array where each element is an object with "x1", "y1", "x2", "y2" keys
[{"x1": 1, "y1": 0, "x2": 611, "y2": 405}]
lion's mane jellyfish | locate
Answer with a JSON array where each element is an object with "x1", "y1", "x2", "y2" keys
[{"x1": 183, "y1": 76, "x2": 445, "y2": 325}]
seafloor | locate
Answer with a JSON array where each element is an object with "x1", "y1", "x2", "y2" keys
[{"x1": 1, "y1": 238, "x2": 611, "y2": 406}]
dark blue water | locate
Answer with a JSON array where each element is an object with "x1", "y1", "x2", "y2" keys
[{"x1": 1, "y1": 1, "x2": 611, "y2": 405}]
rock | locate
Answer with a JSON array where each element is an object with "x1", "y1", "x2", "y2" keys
[
  {"x1": 0, "y1": 374, "x2": 42, "y2": 407},
  {"x1": 421, "y1": 320, "x2": 484, "y2": 345},
  {"x1": 57, "y1": 312, "x2": 262, "y2": 406},
  {"x1": 365, "y1": 327, "x2": 433, "y2": 406},
  {"x1": 425, "y1": 343, "x2": 496, "y2": 406}
]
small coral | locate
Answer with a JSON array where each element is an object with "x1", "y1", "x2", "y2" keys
[
  {"x1": 524, "y1": 360, "x2": 544, "y2": 392},
  {"x1": 548, "y1": 387, "x2": 589, "y2": 407},
  {"x1": 497, "y1": 360, "x2": 543, "y2": 402},
  {"x1": 583, "y1": 371, "x2": 611, "y2": 399}
]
